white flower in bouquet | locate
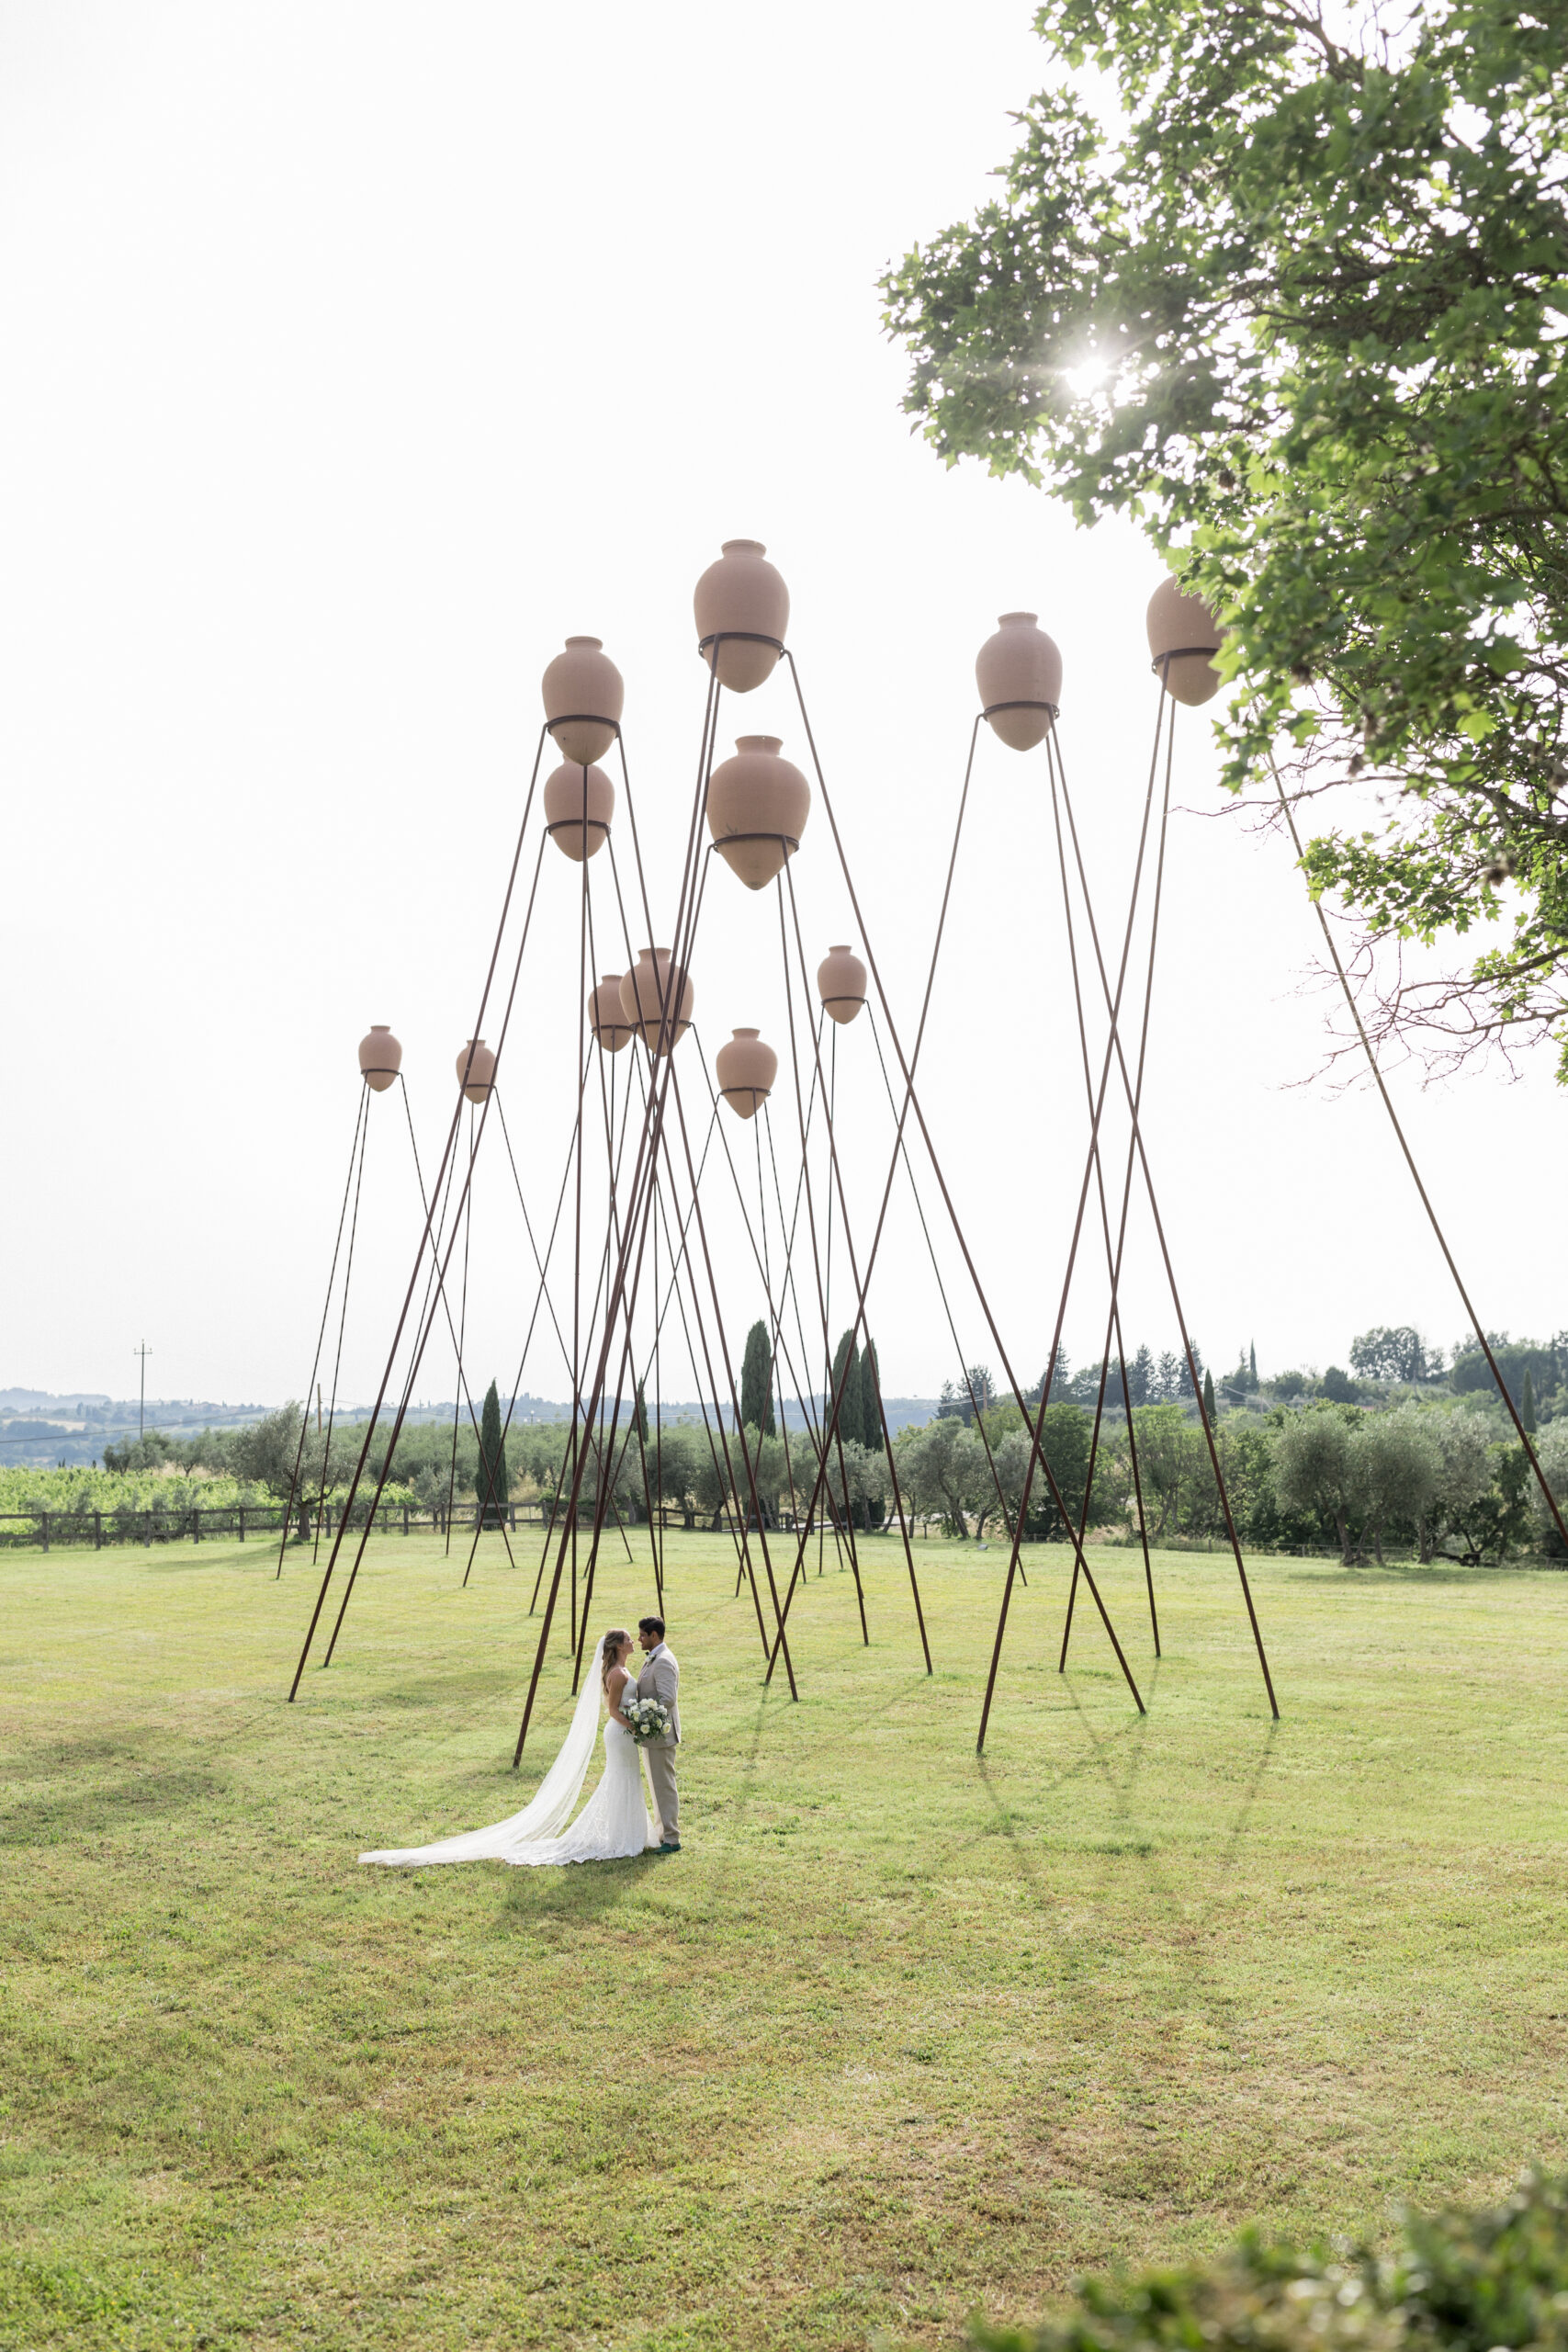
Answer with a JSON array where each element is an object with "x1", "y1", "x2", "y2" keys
[{"x1": 623, "y1": 1694, "x2": 671, "y2": 1745}]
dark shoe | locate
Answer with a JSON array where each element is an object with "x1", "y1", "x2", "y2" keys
[{"x1": 659, "y1": 1839, "x2": 682, "y2": 1852}]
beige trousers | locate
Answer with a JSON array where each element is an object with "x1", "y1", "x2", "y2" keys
[{"x1": 644, "y1": 1737, "x2": 679, "y2": 1838}]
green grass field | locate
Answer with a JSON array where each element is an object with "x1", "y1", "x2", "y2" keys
[{"x1": 3, "y1": 1523, "x2": 1567, "y2": 2350}]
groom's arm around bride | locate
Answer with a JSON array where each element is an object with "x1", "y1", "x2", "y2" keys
[{"x1": 636, "y1": 1616, "x2": 681, "y2": 1851}]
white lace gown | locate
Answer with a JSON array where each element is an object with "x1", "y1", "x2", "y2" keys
[
  {"x1": 510, "y1": 1709, "x2": 661, "y2": 1868},
  {"x1": 360, "y1": 1651, "x2": 662, "y2": 1870}
]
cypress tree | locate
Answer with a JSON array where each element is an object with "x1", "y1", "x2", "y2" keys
[
  {"x1": 740, "y1": 1320, "x2": 775, "y2": 1435},
  {"x1": 634, "y1": 1381, "x2": 649, "y2": 1445},
  {"x1": 1202, "y1": 1367, "x2": 1217, "y2": 1423},
  {"x1": 829, "y1": 1329, "x2": 863, "y2": 1448},
  {"x1": 1248, "y1": 1339, "x2": 1258, "y2": 1385},
  {"x1": 476, "y1": 1379, "x2": 508, "y2": 1526},
  {"x1": 1521, "y1": 1365, "x2": 1539, "y2": 1435},
  {"x1": 861, "y1": 1337, "x2": 885, "y2": 1449}
]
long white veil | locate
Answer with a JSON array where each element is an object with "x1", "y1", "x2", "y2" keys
[{"x1": 360, "y1": 1637, "x2": 608, "y2": 1868}]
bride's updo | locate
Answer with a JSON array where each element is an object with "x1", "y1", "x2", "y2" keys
[{"x1": 600, "y1": 1629, "x2": 632, "y2": 1689}]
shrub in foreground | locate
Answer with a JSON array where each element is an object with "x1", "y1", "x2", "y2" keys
[{"x1": 975, "y1": 2169, "x2": 1568, "y2": 2352}]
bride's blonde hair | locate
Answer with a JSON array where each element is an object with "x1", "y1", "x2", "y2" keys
[{"x1": 600, "y1": 1629, "x2": 632, "y2": 1690}]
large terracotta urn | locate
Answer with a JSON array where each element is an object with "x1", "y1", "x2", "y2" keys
[
  {"x1": 693, "y1": 539, "x2": 789, "y2": 693},
  {"x1": 543, "y1": 761, "x2": 615, "y2": 861},
  {"x1": 705, "y1": 736, "x2": 810, "y2": 890},
  {"x1": 619, "y1": 949, "x2": 694, "y2": 1055},
  {"x1": 589, "y1": 975, "x2": 634, "y2": 1053},
  {"x1": 716, "y1": 1028, "x2": 777, "y2": 1121},
  {"x1": 817, "y1": 945, "x2": 866, "y2": 1026},
  {"x1": 541, "y1": 637, "x2": 624, "y2": 765},
  {"x1": 357, "y1": 1024, "x2": 402, "y2": 1091},
  {"x1": 455, "y1": 1038, "x2": 497, "y2": 1102},
  {"x1": 1146, "y1": 575, "x2": 1224, "y2": 707},
  {"x1": 975, "y1": 612, "x2": 1063, "y2": 750}
]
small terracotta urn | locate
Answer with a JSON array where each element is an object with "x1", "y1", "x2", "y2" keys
[
  {"x1": 455, "y1": 1037, "x2": 497, "y2": 1102},
  {"x1": 705, "y1": 736, "x2": 810, "y2": 890},
  {"x1": 817, "y1": 945, "x2": 866, "y2": 1026},
  {"x1": 693, "y1": 539, "x2": 789, "y2": 694},
  {"x1": 1145, "y1": 575, "x2": 1224, "y2": 707},
  {"x1": 975, "y1": 612, "x2": 1063, "y2": 750},
  {"x1": 543, "y1": 761, "x2": 615, "y2": 861},
  {"x1": 589, "y1": 975, "x2": 634, "y2": 1054},
  {"x1": 716, "y1": 1028, "x2": 777, "y2": 1121},
  {"x1": 618, "y1": 949, "x2": 694, "y2": 1055},
  {"x1": 541, "y1": 637, "x2": 625, "y2": 765},
  {"x1": 357, "y1": 1024, "x2": 402, "y2": 1091}
]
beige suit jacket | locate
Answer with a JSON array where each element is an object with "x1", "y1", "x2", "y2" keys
[{"x1": 637, "y1": 1643, "x2": 680, "y2": 1741}]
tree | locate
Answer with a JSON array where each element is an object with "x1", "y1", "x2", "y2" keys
[
  {"x1": 476, "y1": 1380, "x2": 508, "y2": 1526},
  {"x1": 1202, "y1": 1368, "x2": 1218, "y2": 1423},
  {"x1": 1177, "y1": 1344, "x2": 1203, "y2": 1403},
  {"x1": 828, "y1": 1330, "x2": 866, "y2": 1450},
  {"x1": 740, "y1": 1320, "x2": 775, "y2": 1437},
  {"x1": 1522, "y1": 1366, "x2": 1539, "y2": 1435},
  {"x1": 897, "y1": 1416, "x2": 984, "y2": 1537},
  {"x1": 1452, "y1": 1335, "x2": 1555, "y2": 1411},
  {"x1": 1348, "y1": 1405, "x2": 1441, "y2": 1565},
  {"x1": 1272, "y1": 1407, "x2": 1357, "y2": 1562},
  {"x1": 1154, "y1": 1351, "x2": 1183, "y2": 1405},
  {"x1": 1424, "y1": 1409, "x2": 1496, "y2": 1561},
  {"x1": 1124, "y1": 1344, "x2": 1154, "y2": 1408},
  {"x1": 633, "y1": 1381, "x2": 650, "y2": 1446},
  {"x1": 884, "y1": 0, "x2": 1568, "y2": 1081},
  {"x1": 1350, "y1": 1327, "x2": 1432, "y2": 1385},
  {"x1": 1320, "y1": 1366, "x2": 1361, "y2": 1405},
  {"x1": 1249, "y1": 1340, "x2": 1258, "y2": 1387},
  {"x1": 861, "y1": 1338, "x2": 886, "y2": 1448}
]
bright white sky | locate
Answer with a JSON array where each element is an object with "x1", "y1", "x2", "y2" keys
[{"x1": 2, "y1": 1, "x2": 1561, "y2": 1414}]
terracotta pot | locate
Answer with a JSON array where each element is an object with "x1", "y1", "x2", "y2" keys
[
  {"x1": 693, "y1": 539, "x2": 789, "y2": 693},
  {"x1": 541, "y1": 636, "x2": 625, "y2": 765},
  {"x1": 455, "y1": 1037, "x2": 496, "y2": 1102},
  {"x1": 618, "y1": 949, "x2": 694, "y2": 1055},
  {"x1": 716, "y1": 1028, "x2": 777, "y2": 1121},
  {"x1": 705, "y1": 735, "x2": 810, "y2": 890},
  {"x1": 1145, "y1": 574, "x2": 1224, "y2": 707},
  {"x1": 543, "y1": 761, "x2": 615, "y2": 861},
  {"x1": 357, "y1": 1024, "x2": 402, "y2": 1092},
  {"x1": 589, "y1": 975, "x2": 634, "y2": 1054},
  {"x1": 975, "y1": 612, "x2": 1063, "y2": 750},
  {"x1": 817, "y1": 944, "x2": 866, "y2": 1026}
]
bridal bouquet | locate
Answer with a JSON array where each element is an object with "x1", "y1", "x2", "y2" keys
[{"x1": 623, "y1": 1694, "x2": 671, "y2": 1745}]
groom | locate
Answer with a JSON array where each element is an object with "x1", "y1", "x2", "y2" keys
[{"x1": 637, "y1": 1616, "x2": 681, "y2": 1852}]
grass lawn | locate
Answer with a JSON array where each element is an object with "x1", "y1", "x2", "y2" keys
[{"x1": 2, "y1": 1522, "x2": 1567, "y2": 2350}]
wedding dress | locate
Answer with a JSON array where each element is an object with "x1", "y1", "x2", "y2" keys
[{"x1": 359, "y1": 1637, "x2": 662, "y2": 1869}]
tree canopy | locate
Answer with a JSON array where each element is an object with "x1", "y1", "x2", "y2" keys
[{"x1": 882, "y1": 0, "x2": 1568, "y2": 1076}]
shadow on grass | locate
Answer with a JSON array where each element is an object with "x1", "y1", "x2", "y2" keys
[{"x1": 0, "y1": 1763, "x2": 221, "y2": 1846}]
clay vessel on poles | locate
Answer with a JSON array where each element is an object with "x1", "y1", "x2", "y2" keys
[
  {"x1": 693, "y1": 539, "x2": 789, "y2": 694},
  {"x1": 358, "y1": 1024, "x2": 402, "y2": 1091},
  {"x1": 619, "y1": 949, "x2": 694, "y2": 1055},
  {"x1": 716, "y1": 1028, "x2": 777, "y2": 1120},
  {"x1": 975, "y1": 612, "x2": 1063, "y2": 750},
  {"x1": 541, "y1": 637, "x2": 624, "y2": 765},
  {"x1": 589, "y1": 975, "x2": 635, "y2": 1054},
  {"x1": 455, "y1": 1038, "x2": 497, "y2": 1102},
  {"x1": 1146, "y1": 574, "x2": 1224, "y2": 707},
  {"x1": 817, "y1": 945, "x2": 866, "y2": 1026},
  {"x1": 705, "y1": 736, "x2": 810, "y2": 890},
  {"x1": 543, "y1": 761, "x2": 615, "y2": 861}
]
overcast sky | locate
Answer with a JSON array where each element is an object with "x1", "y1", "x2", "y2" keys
[{"x1": 2, "y1": 1, "x2": 1561, "y2": 1415}]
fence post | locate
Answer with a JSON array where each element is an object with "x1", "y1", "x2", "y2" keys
[
  {"x1": 193, "y1": 1509, "x2": 200, "y2": 1544},
  {"x1": 144, "y1": 1510, "x2": 152, "y2": 1549},
  {"x1": 94, "y1": 1510, "x2": 102, "y2": 1551},
  {"x1": 238, "y1": 1508, "x2": 245, "y2": 1542},
  {"x1": 41, "y1": 1512, "x2": 49, "y2": 1554},
  {"x1": 402, "y1": 1504, "x2": 409, "y2": 1537}
]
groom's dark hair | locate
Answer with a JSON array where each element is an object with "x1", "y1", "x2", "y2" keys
[{"x1": 639, "y1": 1615, "x2": 665, "y2": 1638}]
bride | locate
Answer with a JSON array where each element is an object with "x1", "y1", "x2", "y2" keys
[{"x1": 359, "y1": 1629, "x2": 662, "y2": 1869}]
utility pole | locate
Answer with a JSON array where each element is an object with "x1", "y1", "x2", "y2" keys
[{"x1": 133, "y1": 1343, "x2": 152, "y2": 1438}]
